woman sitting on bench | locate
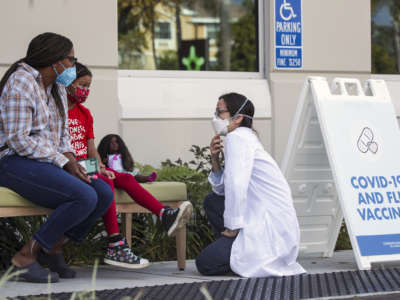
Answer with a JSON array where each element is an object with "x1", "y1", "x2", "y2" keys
[{"x1": 0, "y1": 33, "x2": 113, "y2": 283}]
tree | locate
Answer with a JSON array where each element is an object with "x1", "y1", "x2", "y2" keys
[
  {"x1": 371, "y1": 0, "x2": 400, "y2": 73},
  {"x1": 218, "y1": 0, "x2": 232, "y2": 71},
  {"x1": 230, "y1": 0, "x2": 257, "y2": 72},
  {"x1": 371, "y1": 44, "x2": 396, "y2": 74},
  {"x1": 118, "y1": 1, "x2": 147, "y2": 69},
  {"x1": 118, "y1": 0, "x2": 171, "y2": 69},
  {"x1": 390, "y1": 3, "x2": 400, "y2": 72}
]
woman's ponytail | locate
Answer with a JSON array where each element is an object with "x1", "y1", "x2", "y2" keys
[{"x1": 0, "y1": 58, "x2": 25, "y2": 97}]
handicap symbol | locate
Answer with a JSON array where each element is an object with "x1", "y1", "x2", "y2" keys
[{"x1": 280, "y1": 0, "x2": 297, "y2": 21}]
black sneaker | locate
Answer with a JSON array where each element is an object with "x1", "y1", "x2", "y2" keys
[
  {"x1": 162, "y1": 201, "x2": 193, "y2": 237},
  {"x1": 103, "y1": 238, "x2": 149, "y2": 269}
]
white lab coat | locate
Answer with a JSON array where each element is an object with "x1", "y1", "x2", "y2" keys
[{"x1": 209, "y1": 127, "x2": 305, "y2": 278}]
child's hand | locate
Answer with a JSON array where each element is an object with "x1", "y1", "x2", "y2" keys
[
  {"x1": 147, "y1": 171, "x2": 157, "y2": 183},
  {"x1": 102, "y1": 168, "x2": 115, "y2": 180}
]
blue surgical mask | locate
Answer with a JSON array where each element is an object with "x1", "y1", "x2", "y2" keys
[{"x1": 53, "y1": 62, "x2": 76, "y2": 87}]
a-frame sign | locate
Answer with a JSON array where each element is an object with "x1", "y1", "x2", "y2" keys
[{"x1": 282, "y1": 77, "x2": 400, "y2": 269}]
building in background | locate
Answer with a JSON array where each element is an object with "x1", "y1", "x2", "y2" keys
[
  {"x1": 119, "y1": 1, "x2": 250, "y2": 71},
  {"x1": 0, "y1": 0, "x2": 397, "y2": 168}
]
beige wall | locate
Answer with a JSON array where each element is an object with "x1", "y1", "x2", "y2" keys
[
  {"x1": 118, "y1": 74, "x2": 272, "y2": 166},
  {"x1": 121, "y1": 119, "x2": 271, "y2": 167},
  {"x1": 0, "y1": 0, "x2": 119, "y2": 141},
  {"x1": 269, "y1": 0, "x2": 372, "y2": 163},
  {"x1": 0, "y1": 0, "x2": 375, "y2": 168}
]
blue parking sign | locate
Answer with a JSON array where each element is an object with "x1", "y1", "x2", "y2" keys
[{"x1": 275, "y1": 0, "x2": 302, "y2": 69}]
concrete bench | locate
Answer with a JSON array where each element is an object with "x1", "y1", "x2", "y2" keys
[{"x1": 0, "y1": 181, "x2": 188, "y2": 270}]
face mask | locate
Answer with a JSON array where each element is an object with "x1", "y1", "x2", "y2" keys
[
  {"x1": 212, "y1": 115, "x2": 230, "y2": 136},
  {"x1": 68, "y1": 87, "x2": 90, "y2": 104},
  {"x1": 211, "y1": 98, "x2": 253, "y2": 136},
  {"x1": 53, "y1": 62, "x2": 76, "y2": 87}
]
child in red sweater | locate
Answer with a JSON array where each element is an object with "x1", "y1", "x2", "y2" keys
[{"x1": 67, "y1": 63, "x2": 192, "y2": 269}]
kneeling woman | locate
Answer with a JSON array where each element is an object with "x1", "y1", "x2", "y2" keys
[{"x1": 196, "y1": 93, "x2": 305, "y2": 277}]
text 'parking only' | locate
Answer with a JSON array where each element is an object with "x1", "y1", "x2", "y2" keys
[{"x1": 275, "y1": 0, "x2": 302, "y2": 69}]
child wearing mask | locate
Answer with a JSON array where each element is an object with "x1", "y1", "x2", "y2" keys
[{"x1": 67, "y1": 62, "x2": 193, "y2": 269}]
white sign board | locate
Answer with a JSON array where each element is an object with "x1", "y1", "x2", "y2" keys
[{"x1": 282, "y1": 77, "x2": 400, "y2": 269}]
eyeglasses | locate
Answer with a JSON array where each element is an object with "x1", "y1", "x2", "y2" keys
[
  {"x1": 65, "y1": 56, "x2": 78, "y2": 66},
  {"x1": 215, "y1": 108, "x2": 229, "y2": 116}
]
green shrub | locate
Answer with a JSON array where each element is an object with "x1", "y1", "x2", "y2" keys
[
  {"x1": 334, "y1": 221, "x2": 352, "y2": 251},
  {"x1": 0, "y1": 216, "x2": 45, "y2": 270}
]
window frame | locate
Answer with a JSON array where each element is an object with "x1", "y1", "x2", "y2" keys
[
  {"x1": 155, "y1": 22, "x2": 172, "y2": 40},
  {"x1": 118, "y1": 0, "x2": 267, "y2": 80}
]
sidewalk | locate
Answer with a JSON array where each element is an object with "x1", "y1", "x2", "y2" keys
[{"x1": 0, "y1": 250, "x2": 359, "y2": 298}]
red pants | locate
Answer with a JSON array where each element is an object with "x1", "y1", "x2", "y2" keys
[{"x1": 98, "y1": 168, "x2": 164, "y2": 236}]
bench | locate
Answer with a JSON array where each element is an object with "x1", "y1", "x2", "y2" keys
[{"x1": 0, "y1": 181, "x2": 188, "y2": 270}]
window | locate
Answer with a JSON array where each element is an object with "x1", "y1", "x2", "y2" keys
[
  {"x1": 155, "y1": 22, "x2": 171, "y2": 39},
  {"x1": 371, "y1": 0, "x2": 400, "y2": 74},
  {"x1": 206, "y1": 23, "x2": 219, "y2": 40},
  {"x1": 118, "y1": 0, "x2": 259, "y2": 72}
]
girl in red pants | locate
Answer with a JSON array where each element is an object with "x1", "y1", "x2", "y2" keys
[{"x1": 66, "y1": 63, "x2": 193, "y2": 269}]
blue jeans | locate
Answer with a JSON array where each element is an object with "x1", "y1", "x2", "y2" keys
[
  {"x1": 195, "y1": 193, "x2": 236, "y2": 276},
  {"x1": 0, "y1": 155, "x2": 113, "y2": 251}
]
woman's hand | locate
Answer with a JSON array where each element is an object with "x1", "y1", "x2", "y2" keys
[
  {"x1": 221, "y1": 229, "x2": 239, "y2": 238},
  {"x1": 210, "y1": 135, "x2": 223, "y2": 173},
  {"x1": 64, "y1": 160, "x2": 91, "y2": 183},
  {"x1": 210, "y1": 135, "x2": 223, "y2": 158}
]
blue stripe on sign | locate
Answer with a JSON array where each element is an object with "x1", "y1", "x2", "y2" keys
[{"x1": 357, "y1": 234, "x2": 400, "y2": 256}]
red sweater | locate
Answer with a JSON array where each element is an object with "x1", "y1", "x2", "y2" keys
[{"x1": 68, "y1": 104, "x2": 94, "y2": 161}]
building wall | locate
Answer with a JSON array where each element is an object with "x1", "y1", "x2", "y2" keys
[
  {"x1": 0, "y1": 0, "x2": 119, "y2": 142},
  {"x1": 0, "y1": 0, "x2": 384, "y2": 169},
  {"x1": 118, "y1": 74, "x2": 271, "y2": 166},
  {"x1": 120, "y1": 119, "x2": 271, "y2": 166},
  {"x1": 269, "y1": 0, "x2": 372, "y2": 163},
  {"x1": 4, "y1": 0, "x2": 400, "y2": 257},
  {"x1": 119, "y1": 0, "x2": 374, "y2": 167}
]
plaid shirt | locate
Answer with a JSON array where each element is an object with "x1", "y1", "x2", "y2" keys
[{"x1": 0, "y1": 63, "x2": 74, "y2": 167}]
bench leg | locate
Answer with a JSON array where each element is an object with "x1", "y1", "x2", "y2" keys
[
  {"x1": 122, "y1": 213, "x2": 132, "y2": 248},
  {"x1": 176, "y1": 226, "x2": 186, "y2": 270}
]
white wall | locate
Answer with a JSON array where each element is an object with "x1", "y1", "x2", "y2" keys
[
  {"x1": 118, "y1": 74, "x2": 272, "y2": 165},
  {"x1": 121, "y1": 119, "x2": 271, "y2": 167}
]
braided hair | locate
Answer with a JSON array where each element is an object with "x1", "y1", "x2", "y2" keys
[{"x1": 0, "y1": 32, "x2": 74, "y2": 123}]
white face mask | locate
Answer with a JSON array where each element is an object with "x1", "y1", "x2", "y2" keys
[
  {"x1": 211, "y1": 98, "x2": 253, "y2": 136},
  {"x1": 212, "y1": 115, "x2": 230, "y2": 136}
]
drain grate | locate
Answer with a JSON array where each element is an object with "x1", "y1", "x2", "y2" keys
[{"x1": 10, "y1": 268, "x2": 400, "y2": 300}]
